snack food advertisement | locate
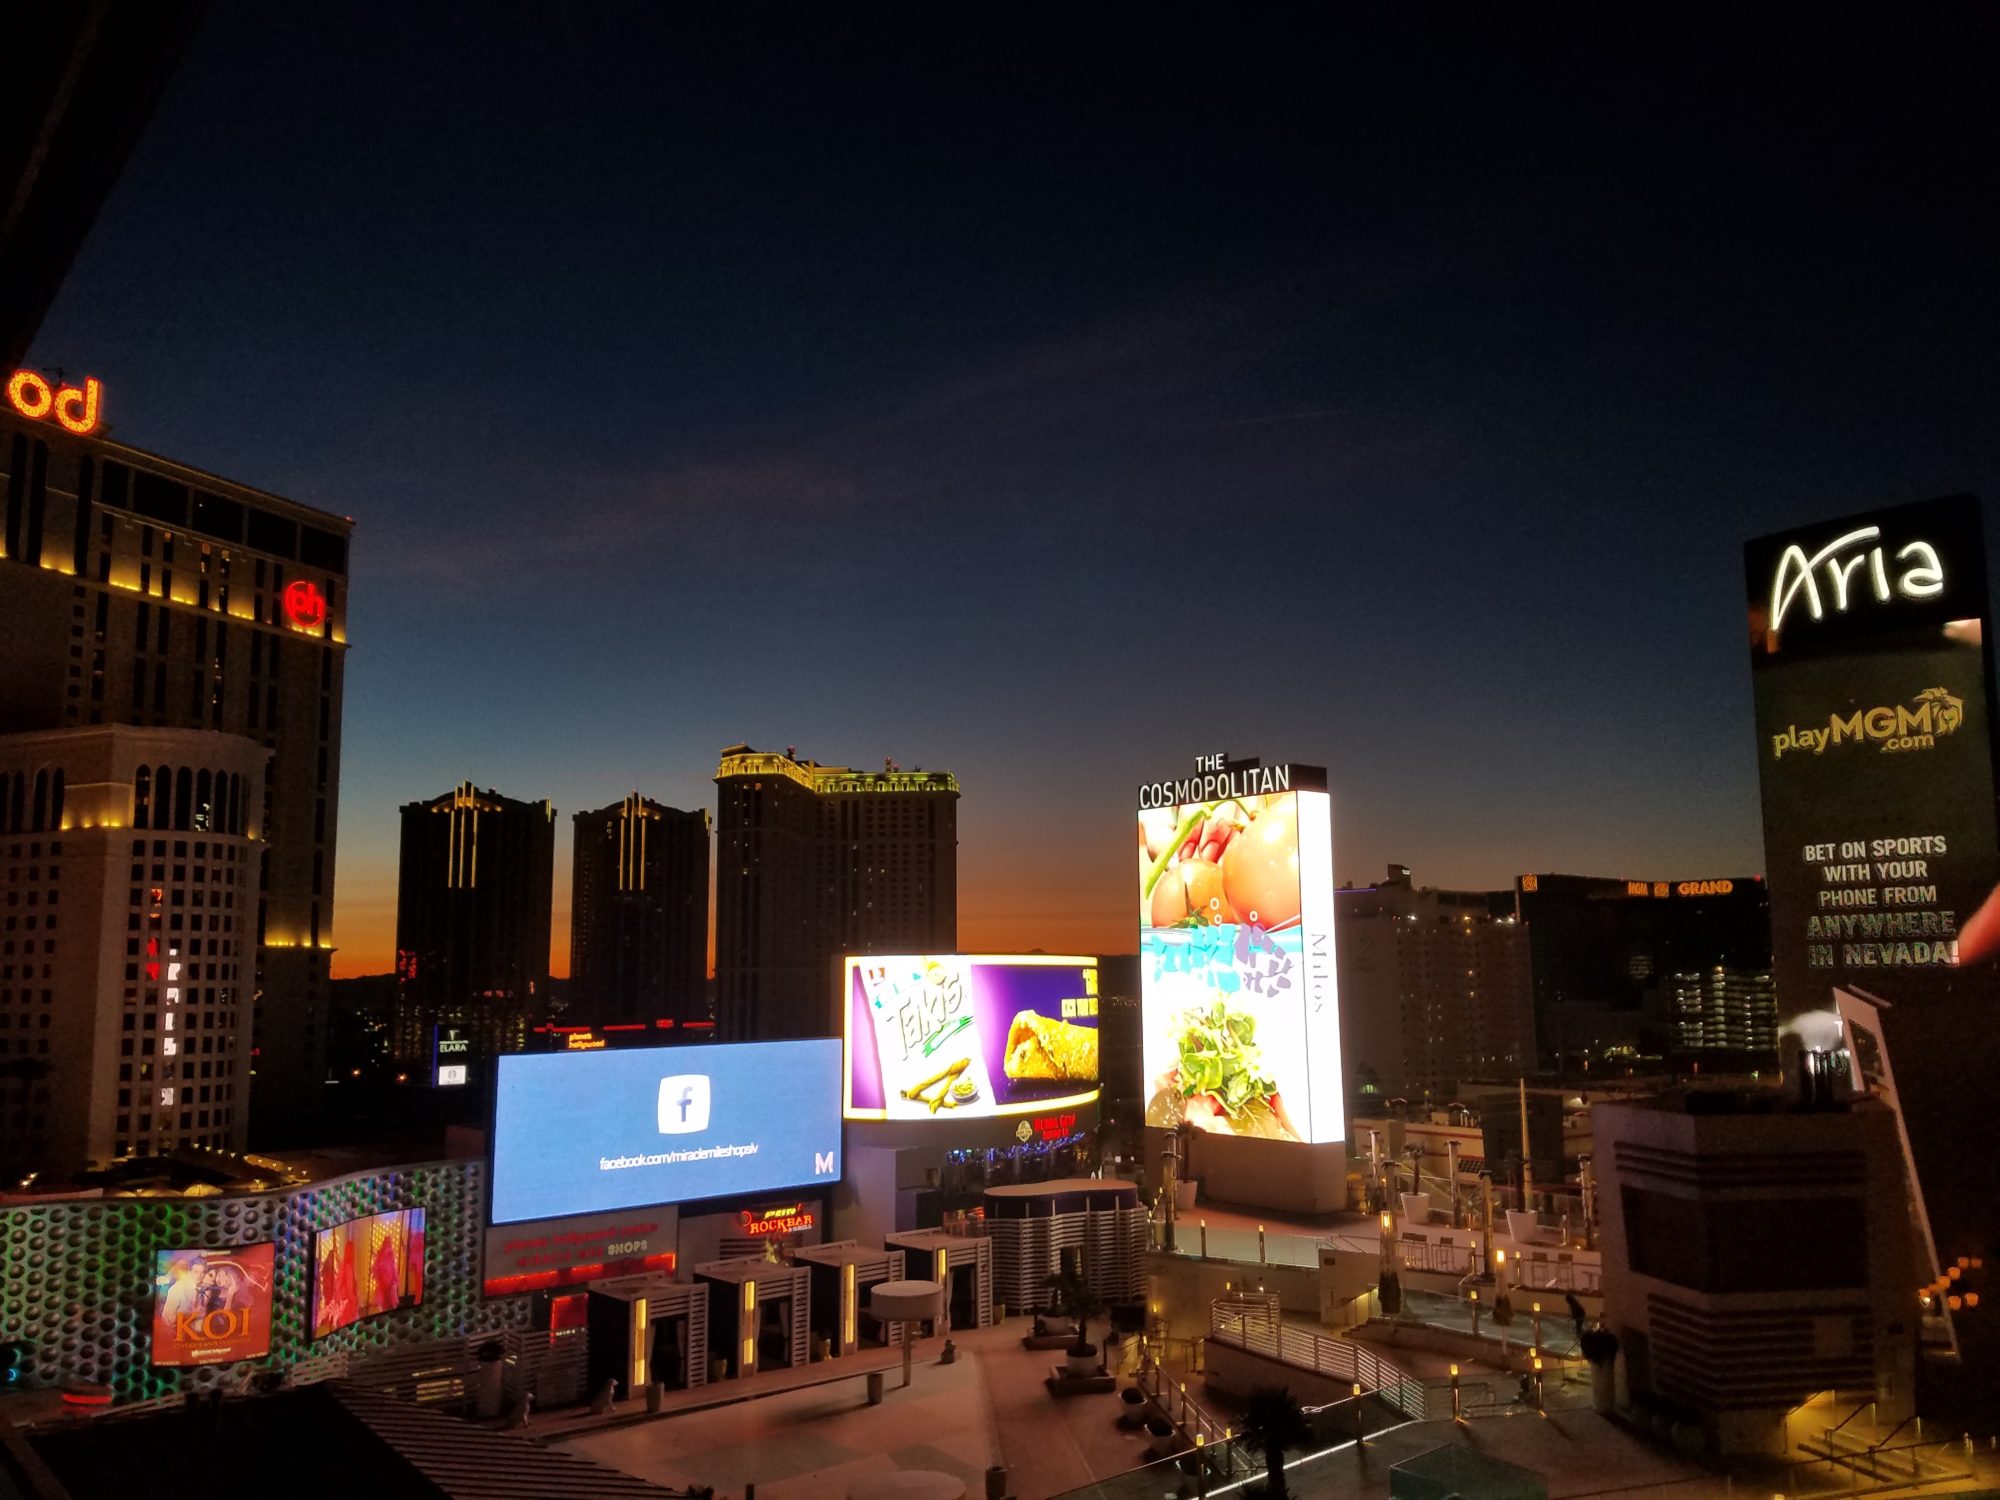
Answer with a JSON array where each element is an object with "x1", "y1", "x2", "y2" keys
[
  {"x1": 1138, "y1": 766, "x2": 1341, "y2": 1145},
  {"x1": 844, "y1": 955, "x2": 1101, "y2": 1121}
]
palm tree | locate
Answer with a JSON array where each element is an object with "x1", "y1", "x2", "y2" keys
[
  {"x1": 1042, "y1": 1269, "x2": 1107, "y2": 1354},
  {"x1": 1240, "y1": 1386, "x2": 1311, "y2": 1499}
]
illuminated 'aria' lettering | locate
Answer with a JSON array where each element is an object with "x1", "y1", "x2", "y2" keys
[{"x1": 1770, "y1": 526, "x2": 1945, "y2": 631}]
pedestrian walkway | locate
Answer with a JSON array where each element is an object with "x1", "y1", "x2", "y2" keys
[
  {"x1": 534, "y1": 1342, "x2": 908, "y2": 1444},
  {"x1": 561, "y1": 1320, "x2": 1163, "y2": 1499}
]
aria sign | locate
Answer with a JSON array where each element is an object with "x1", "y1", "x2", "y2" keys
[
  {"x1": 1769, "y1": 525, "x2": 1944, "y2": 632},
  {"x1": 6, "y1": 370, "x2": 102, "y2": 435},
  {"x1": 1750, "y1": 496, "x2": 1986, "y2": 655}
]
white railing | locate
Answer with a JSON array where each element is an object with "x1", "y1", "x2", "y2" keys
[
  {"x1": 1158, "y1": 1221, "x2": 1325, "y2": 1269},
  {"x1": 1137, "y1": 1363, "x2": 1237, "y2": 1451},
  {"x1": 1511, "y1": 1251, "x2": 1601, "y2": 1295},
  {"x1": 1207, "y1": 1300, "x2": 1437, "y2": 1421},
  {"x1": 1397, "y1": 1237, "x2": 1478, "y2": 1276}
]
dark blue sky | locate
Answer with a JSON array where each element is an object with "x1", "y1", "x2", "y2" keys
[{"x1": 27, "y1": 4, "x2": 2000, "y2": 971}]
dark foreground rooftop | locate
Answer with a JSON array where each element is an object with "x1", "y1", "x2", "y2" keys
[{"x1": 27, "y1": 1383, "x2": 681, "y2": 1500}]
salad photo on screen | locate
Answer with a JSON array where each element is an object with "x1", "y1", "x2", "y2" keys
[{"x1": 1139, "y1": 790, "x2": 1312, "y2": 1141}]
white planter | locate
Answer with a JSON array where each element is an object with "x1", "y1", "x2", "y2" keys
[
  {"x1": 1175, "y1": 1181, "x2": 1198, "y2": 1212},
  {"x1": 1590, "y1": 1361, "x2": 1616, "y2": 1414},
  {"x1": 1399, "y1": 1192, "x2": 1431, "y2": 1225},
  {"x1": 1505, "y1": 1209, "x2": 1540, "y2": 1243},
  {"x1": 1066, "y1": 1345, "x2": 1099, "y2": 1377}
]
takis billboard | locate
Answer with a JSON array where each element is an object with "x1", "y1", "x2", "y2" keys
[
  {"x1": 1138, "y1": 756, "x2": 1340, "y2": 1144},
  {"x1": 844, "y1": 955, "x2": 1099, "y2": 1121}
]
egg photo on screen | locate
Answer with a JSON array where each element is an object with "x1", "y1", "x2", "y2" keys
[{"x1": 1139, "y1": 791, "x2": 1312, "y2": 1143}]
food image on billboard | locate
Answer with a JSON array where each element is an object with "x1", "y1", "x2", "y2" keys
[
  {"x1": 312, "y1": 1208, "x2": 427, "y2": 1339},
  {"x1": 844, "y1": 955, "x2": 1100, "y2": 1121},
  {"x1": 1138, "y1": 762, "x2": 1340, "y2": 1145},
  {"x1": 489, "y1": 1038, "x2": 843, "y2": 1225},
  {"x1": 150, "y1": 1243, "x2": 275, "y2": 1367}
]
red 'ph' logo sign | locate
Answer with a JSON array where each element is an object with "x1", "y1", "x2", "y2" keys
[{"x1": 282, "y1": 579, "x2": 326, "y2": 630}]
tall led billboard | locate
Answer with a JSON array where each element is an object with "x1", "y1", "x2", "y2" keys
[
  {"x1": 1747, "y1": 496, "x2": 1999, "y2": 1007},
  {"x1": 844, "y1": 954, "x2": 1100, "y2": 1121},
  {"x1": 312, "y1": 1208, "x2": 427, "y2": 1339},
  {"x1": 150, "y1": 1243, "x2": 275, "y2": 1368},
  {"x1": 1745, "y1": 495, "x2": 2000, "y2": 1368},
  {"x1": 489, "y1": 1038, "x2": 842, "y2": 1225},
  {"x1": 1138, "y1": 758, "x2": 1340, "y2": 1143}
]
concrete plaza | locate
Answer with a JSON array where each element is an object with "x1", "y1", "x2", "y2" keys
[{"x1": 560, "y1": 1319, "x2": 1161, "y2": 1499}]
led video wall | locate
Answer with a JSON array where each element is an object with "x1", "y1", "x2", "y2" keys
[
  {"x1": 312, "y1": 1207, "x2": 427, "y2": 1339},
  {"x1": 488, "y1": 1039, "x2": 843, "y2": 1225},
  {"x1": 1137, "y1": 762, "x2": 1341, "y2": 1144},
  {"x1": 844, "y1": 954, "x2": 1100, "y2": 1121}
]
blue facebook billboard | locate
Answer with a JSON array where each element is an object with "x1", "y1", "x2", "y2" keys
[{"x1": 489, "y1": 1039, "x2": 843, "y2": 1225}]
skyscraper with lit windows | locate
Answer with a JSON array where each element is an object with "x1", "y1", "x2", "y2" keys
[
  {"x1": 393, "y1": 783, "x2": 555, "y2": 1071},
  {"x1": 714, "y1": 745, "x2": 957, "y2": 1040},
  {"x1": 0, "y1": 395, "x2": 352, "y2": 1146},
  {"x1": 570, "y1": 794, "x2": 710, "y2": 1030},
  {"x1": 0, "y1": 725, "x2": 268, "y2": 1174}
]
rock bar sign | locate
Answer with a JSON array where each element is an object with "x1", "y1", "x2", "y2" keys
[{"x1": 1746, "y1": 494, "x2": 2000, "y2": 1016}]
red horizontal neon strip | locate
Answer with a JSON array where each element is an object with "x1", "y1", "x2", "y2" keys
[
  {"x1": 653, "y1": 1020, "x2": 676, "y2": 1028},
  {"x1": 482, "y1": 1250, "x2": 677, "y2": 1298},
  {"x1": 683, "y1": 1020, "x2": 715, "y2": 1029},
  {"x1": 602, "y1": 1024, "x2": 645, "y2": 1032},
  {"x1": 552, "y1": 1026, "x2": 592, "y2": 1034}
]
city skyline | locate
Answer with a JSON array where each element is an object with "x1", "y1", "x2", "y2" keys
[{"x1": 21, "y1": 7, "x2": 2000, "y2": 979}]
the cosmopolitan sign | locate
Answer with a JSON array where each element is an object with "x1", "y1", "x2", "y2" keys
[{"x1": 1139, "y1": 756, "x2": 1300, "y2": 811}]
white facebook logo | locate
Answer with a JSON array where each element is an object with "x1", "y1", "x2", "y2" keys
[{"x1": 658, "y1": 1074, "x2": 712, "y2": 1134}]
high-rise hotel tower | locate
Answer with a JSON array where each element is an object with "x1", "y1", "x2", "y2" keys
[
  {"x1": 393, "y1": 783, "x2": 555, "y2": 1071},
  {"x1": 570, "y1": 794, "x2": 710, "y2": 1030},
  {"x1": 0, "y1": 379, "x2": 351, "y2": 1152},
  {"x1": 713, "y1": 745, "x2": 957, "y2": 1040}
]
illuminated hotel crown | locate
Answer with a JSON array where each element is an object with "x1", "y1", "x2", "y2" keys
[{"x1": 715, "y1": 745, "x2": 958, "y2": 795}]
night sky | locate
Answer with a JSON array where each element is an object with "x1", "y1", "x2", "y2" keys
[{"x1": 26, "y1": 5, "x2": 2000, "y2": 976}]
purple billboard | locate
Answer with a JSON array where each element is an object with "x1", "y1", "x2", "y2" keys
[{"x1": 843, "y1": 955, "x2": 1100, "y2": 1120}]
